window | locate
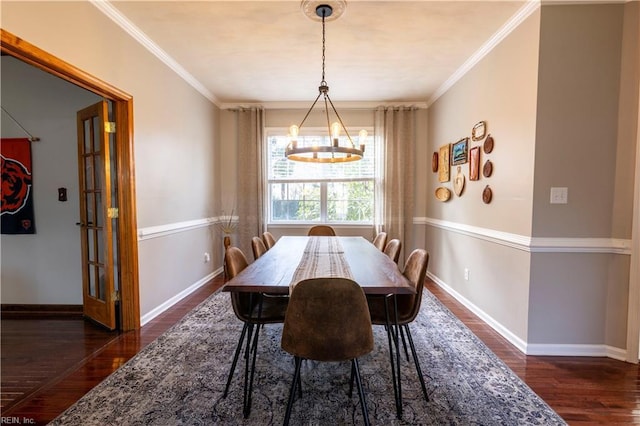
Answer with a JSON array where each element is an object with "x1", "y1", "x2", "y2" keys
[{"x1": 267, "y1": 129, "x2": 375, "y2": 224}]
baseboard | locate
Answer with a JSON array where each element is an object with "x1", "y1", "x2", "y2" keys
[
  {"x1": 526, "y1": 343, "x2": 627, "y2": 360},
  {"x1": 140, "y1": 268, "x2": 223, "y2": 326},
  {"x1": 1, "y1": 304, "x2": 83, "y2": 319},
  {"x1": 427, "y1": 272, "x2": 627, "y2": 359}
]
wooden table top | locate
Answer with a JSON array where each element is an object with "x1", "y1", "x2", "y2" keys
[{"x1": 222, "y1": 236, "x2": 415, "y2": 295}]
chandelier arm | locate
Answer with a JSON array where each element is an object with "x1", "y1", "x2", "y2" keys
[
  {"x1": 297, "y1": 91, "x2": 324, "y2": 129},
  {"x1": 323, "y1": 94, "x2": 332, "y2": 145},
  {"x1": 325, "y1": 93, "x2": 355, "y2": 147}
]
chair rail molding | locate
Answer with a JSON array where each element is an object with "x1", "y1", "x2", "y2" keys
[
  {"x1": 138, "y1": 216, "x2": 239, "y2": 241},
  {"x1": 416, "y1": 217, "x2": 632, "y2": 255}
]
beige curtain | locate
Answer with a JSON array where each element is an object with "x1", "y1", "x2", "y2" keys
[
  {"x1": 374, "y1": 106, "x2": 417, "y2": 264},
  {"x1": 236, "y1": 107, "x2": 266, "y2": 259}
]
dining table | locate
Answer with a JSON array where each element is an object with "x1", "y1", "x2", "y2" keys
[{"x1": 222, "y1": 235, "x2": 415, "y2": 419}]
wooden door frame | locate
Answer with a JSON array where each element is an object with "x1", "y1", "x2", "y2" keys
[{"x1": 1, "y1": 29, "x2": 140, "y2": 330}]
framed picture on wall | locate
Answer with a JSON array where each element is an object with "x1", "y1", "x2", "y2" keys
[
  {"x1": 469, "y1": 146, "x2": 480, "y2": 181},
  {"x1": 451, "y1": 138, "x2": 468, "y2": 165},
  {"x1": 438, "y1": 144, "x2": 450, "y2": 182}
]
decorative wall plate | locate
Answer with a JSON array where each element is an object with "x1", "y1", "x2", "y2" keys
[
  {"x1": 453, "y1": 166, "x2": 465, "y2": 196},
  {"x1": 482, "y1": 159, "x2": 493, "y2": 177},
  {"x1": 483, "y1": 134, "x2": 494, "y2": 153},
  {"x1": 432, "y1": 152, "x2": 439, "y2": 172},
  {"x1": 482, "y1": 185, "x2": 493, "y2": 204},
  {"x1": 435, "y1": 187, "x2": 452, "y2": 202}
]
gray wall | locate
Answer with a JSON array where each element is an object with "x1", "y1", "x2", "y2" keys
[
  {"x1": 528, "y1": 4, "x2": 633, "y2": 348},
  {"x1": 1, "y1": 56, "x2": 101, "y2": 304}
]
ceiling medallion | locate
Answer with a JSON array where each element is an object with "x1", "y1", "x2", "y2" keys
[{"x1": 301, "y1": 0, "x2": 346, "y2": 22}]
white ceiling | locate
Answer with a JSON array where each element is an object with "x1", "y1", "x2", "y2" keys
[{"x1": 105, "y1": 0, "x2": 530, "y2": 107}]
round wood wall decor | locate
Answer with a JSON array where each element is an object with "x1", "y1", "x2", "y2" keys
[
  {"x1": 482, "y1": 185, "x2": 493, "y2": 204},
  {"x1": 482, "y1": 159, "x2": 493, "y2": 178},
  {"x1": 483, "y1": 134, "x2": 494, "y2": 154},
  {"x1": 435, "y1": 187, "x2": 452, "y2": 202}
]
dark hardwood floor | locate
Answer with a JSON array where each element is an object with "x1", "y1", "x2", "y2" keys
[{"x1": 2, "y1": 276, "x2": 639, "y2": 425}]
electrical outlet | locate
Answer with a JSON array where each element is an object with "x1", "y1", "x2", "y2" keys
[
  {"x1": 464, "y1": 268, "x2": 469, "y2": 281},
  {"x1": 204, "y1": 252, "x2": 211, "y2": 263}
]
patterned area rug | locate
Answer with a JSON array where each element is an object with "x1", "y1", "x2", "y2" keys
[{"x1": 50, "y1": 290, "x2": 567, "y2": 425}]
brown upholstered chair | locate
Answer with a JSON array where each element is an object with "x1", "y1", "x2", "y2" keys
[
  {"x1": 262, "y1": 231, "x2": 277, "y2": 250},
  {"x1": 281, "y1": 278, "x2": 374, "y2": 425},
  {"x1": 251, "y1": 236, "x2": 267, "y2": 260},
  {"x1": 223, "y1": 247, "x2": 289, "y2": 417},
  {"x1": 307, "y1": 225, "x2": 336, "y2": 236},
  {"x1": 383, "y1": 238, "x2": 402, "y2": 264},
  {"x1": 367, "y1": 248, "x2": 430, "y2": 404},
  {"x1": 372, "y1": 231, "x2": 388, "y2": 251}
]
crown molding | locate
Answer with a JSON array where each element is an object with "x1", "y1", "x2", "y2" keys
[
  {"x1": 427, "y1": 0, "x2": 541, "y2": 107},
  {"x1": 90, "y1": 0, "x2": 220, "y2": 106},
  {"x1": 219, "y1": 100, "x2": 429, "y2": 110}
]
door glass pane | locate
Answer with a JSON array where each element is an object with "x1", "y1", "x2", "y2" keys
[
  {"x1": 94, "y1": 153, "x2": 103, "y2": 192},
  {"x1": 88, "y1": 263, "x2": 97, "y2": 298},
  {"x1": 97, "y1": 265, "x2": 106, "y2": 301},
  {"x1": 84, "y1": 119, "x2": 91, "y2": 152},
  {"x1": 85, "y1": 193, "x2": 93, "y2": 226},
  {"x1": 95, "y1": 192, "x2": 103, "y2": 228},
  {"x1": 87, "y1": 227, "x2": 95, "y2": 263},
  {"x1": 92, "y1": 116, "x2": 101, "y2": 153},
  {"x1": 84, "y1": 156, "x2": 93, "y2": 191},
  {"x1": 96, "y1": 225, "x2": 104, "y2": 265}
]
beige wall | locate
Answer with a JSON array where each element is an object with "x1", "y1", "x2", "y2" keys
[
  {"x1": 2, "y1": 2, "x2": 221, "y2": 318},
  {"x1": 425, "y1": 9, "x2": 541, "y2": 342}
]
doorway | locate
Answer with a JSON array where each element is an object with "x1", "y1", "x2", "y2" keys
[{"x1": 1, "y1": 29, "x2": 140, "y2": 331}]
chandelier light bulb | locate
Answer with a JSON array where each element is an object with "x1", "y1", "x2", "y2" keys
[
  {"x1": 289, "y1": 124, "x2": 299, "y2": 139},
  {"x1": 358, "y1": 129, "x2": 368, "y2": 152}
]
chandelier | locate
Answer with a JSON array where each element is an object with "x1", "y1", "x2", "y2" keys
[{"x1": 285, "y1": 2, "x2": 366, "y2": 163}]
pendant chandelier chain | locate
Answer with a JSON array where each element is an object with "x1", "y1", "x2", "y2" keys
[{"x1": 321, "y1": 11, "x2": 326, "y2": 85}]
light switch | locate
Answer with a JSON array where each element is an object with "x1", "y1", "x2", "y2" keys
[
  {"x1": 550, "y1": 187, "x2": 568, "y2": 204},
  {"x1": 58, "y1": 187, "x2": 67, "y2": 202}
]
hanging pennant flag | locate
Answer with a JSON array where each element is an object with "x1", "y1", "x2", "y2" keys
[{"x1": 1, "y1": 138, "x2": 36, "y2": 234}]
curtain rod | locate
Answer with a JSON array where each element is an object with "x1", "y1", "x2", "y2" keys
[{"x1": 1, "y1": 106, "x2": 40, "y2": 141}]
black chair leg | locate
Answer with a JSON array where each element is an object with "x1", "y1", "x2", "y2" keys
[
  {"x1": 284, "y1": 356, "x2": 302, "y2": 426},
  {"x1": 383, "y1": 300, "x2": 400, "y2": 417},
  {"x1": 352, "y1": 358, "x2": 371, "y2": 426},
  {"x1": 243, "y1": 319, "x2": 262, "y2": 418},
  {"x1": 349, "y1": 361, "x2": 355, "y2": 397},
  {"x1": 223, "y1": 322, "x2": 249, "y2": 397},
  {"x1": 399, "y1": 325, "x2": 410, "y2": 362},
  {"x1": 404, "y1": 324, "x2": 429, "y2": 402}
]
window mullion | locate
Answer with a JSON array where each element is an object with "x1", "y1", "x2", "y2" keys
[{"x1": 320, "y1": 182, "x2": 327, "y2": 221}]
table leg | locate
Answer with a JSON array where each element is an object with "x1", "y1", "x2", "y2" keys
[{"x1": 393, "y1": 294, "x2": 402, "y2": 419}]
